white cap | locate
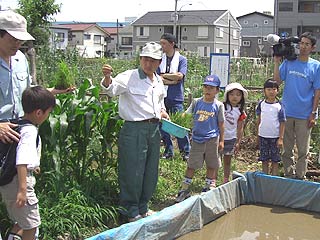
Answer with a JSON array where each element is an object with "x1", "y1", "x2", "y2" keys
[
  {"x1": 140, "y1": 42, "x2": 162, "y2": 60},
  {"x1": 0, "y1": 10, "x2": 35, "y2": 41},
  {"x1": 224, "y1": 82, "x2": 248, "y2": 101}
]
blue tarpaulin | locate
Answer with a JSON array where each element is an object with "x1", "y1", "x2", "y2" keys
[{"x1": 86, "y1": 172, "x2": 320, "y2": 240}]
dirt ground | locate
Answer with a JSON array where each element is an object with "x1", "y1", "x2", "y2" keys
[{"x1": 236, "y1": 136, "x2": 320, "y2": 182}]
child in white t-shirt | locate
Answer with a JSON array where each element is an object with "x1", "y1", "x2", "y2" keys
[
  {"x1": 256, "y1": 79, "x2": 286, "y2": 175},
  {"x1": 222, "y1": 83, "x2": 248, "y2": 183},
  {"x1": 0, "y1": 86, "x2": 56, "y2": 240}
]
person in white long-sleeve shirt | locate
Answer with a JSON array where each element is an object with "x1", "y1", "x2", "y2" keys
[{"x1": 101, "y1": 42, "x2": 169, "y2": 222}]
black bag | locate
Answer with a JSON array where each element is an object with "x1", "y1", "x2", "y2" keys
[{"x1": 0, "y1": 119, "x2": 38, "y2": 186}]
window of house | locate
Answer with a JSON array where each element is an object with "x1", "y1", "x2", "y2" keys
[
  {"x1": 233, "y1": 30, "x2": 239, "y2": 39},
  {"x1": 94, "y1": 35, "x2": 101, "y2": 44},
  {"x1": 136, "y1": 27, "x2": 149, "y2": 37},
  {"x1": 198, "y1": 26, "x2": 208, "y2": 38},
  {"x1": 243, "y1": 41, "x2": 250, "y2": 47},
  {"x1": 258, "y1": 38, "x2": 262, "y2": 44},
  {"x1": 84, "y1": 34, "x2": 91, "y2": 40},
  {"x1": 299, "y1": 1, "x2": 320, "y2": 13},
  {"x1": 279, "y1": 2, "x2": 293, "y2": 11},
  {"x1": 233, "y1": 49, "x2": 239, "y2": 57},
  {"x1": 216, "y1": 27, "x2": 223, "y2": 38},
  {"x1": 197, "y1": 46, "x2": 210, "y2": 57},
  {"x1": 243, "y1": 20, "x2": 248, "y2": 25},
  {"x1": 215, "y1": 48, "x2": 223, "y2": 53},
  {"x1": 263, "y1": 36, "x2": 268, "y2": 41},
  {"x1": 56, "y1": 32, "x2": 64, "y2": 42},
  {"x1": 121, "y1": 37, "x2": 132, "y2": 45},
  {"x1": 264, "y1": 20, "x2": 269, "y2": 24},
  {"x1": 159, "y1": 27, "x2": 162, "y2": 32},
  {"x1": 184, "y1": 27, "x2": 187, "y2": 32},
  {"x1": 253, "y1": 23, "x2": 259, "y2": 28}
]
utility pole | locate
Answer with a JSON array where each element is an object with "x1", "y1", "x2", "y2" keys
[
  {"x1": 116, "y1": 19, "x2": 119, "y2": 57},
  {"x1": 173, "y1": 0, "x2": 178, "y2": 36},
  {"x1": 228, "y1": 18, "x2": 231, "y2": 55}
]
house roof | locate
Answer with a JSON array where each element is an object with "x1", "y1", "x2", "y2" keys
[
  {"x1": 133, "y1": 10, "x2": 228, "y2": 25},
  {"x1": 237, "y1": 11, "x2": 274, "y2": 19},
  {"x1": 50, "y1": 25, "x2": 71, "y2": 30},
  {"x1": 54, "y1": 23, "x2": 110, "y2": 36},
  {"x1": 102, "y1": 27, "x2": 118, "y2": 35}
]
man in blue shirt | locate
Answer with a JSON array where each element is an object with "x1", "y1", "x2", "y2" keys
[
  {"x1": 0, "y1": 10, "x2": 72, "y2": 144},
  {"x1": 273, "y1": 32, "x2": 320, "y2": 179},
  {"x1": 158, "y1": 33, "x2": 190, "y2": 160}
]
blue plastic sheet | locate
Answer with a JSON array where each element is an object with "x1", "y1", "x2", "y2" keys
[{"x1": 86, "y1": 172, "x2": 320, "y2": 240}]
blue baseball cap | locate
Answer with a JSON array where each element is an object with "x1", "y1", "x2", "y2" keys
[{"x1": 203, "y1": 74, "x2": 221, "y2": 87}]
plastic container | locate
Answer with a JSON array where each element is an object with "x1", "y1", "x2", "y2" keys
[{"x1": 161, "y1": 119, "x2": 190, "y2": 138}]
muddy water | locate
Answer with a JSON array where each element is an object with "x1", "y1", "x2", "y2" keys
[{"x1": 178, "y1": 204, "x2": 320, "y2": 240}]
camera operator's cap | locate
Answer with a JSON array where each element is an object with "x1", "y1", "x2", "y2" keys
[
  {"x1": 160, "y1": 33, "x2": 178, "y2": 48},
  {"x1": 140, "y1": 42, "x2": 163, "y2": 60},
  {"x1": 203, "y1": 74, "x2": 221, "y2": 87},
  {"x1": 224, "y1": 82, "x2": 248, "y2": 101},
  {"x1": 0, "y1": 10, "x2": 35, "y2": 41}
]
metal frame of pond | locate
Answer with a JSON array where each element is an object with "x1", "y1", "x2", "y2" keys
[{"x1": 86, "y1": 171, "x2": 320, "y2": 240}]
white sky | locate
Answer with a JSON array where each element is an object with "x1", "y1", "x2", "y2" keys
[{"x1": 2, "y1": 0, "x2": 274, "y2": 22}]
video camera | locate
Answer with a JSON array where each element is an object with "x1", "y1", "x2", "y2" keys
[{"x1": 267, "y1": 34, "x2": 300, "y2": 60}]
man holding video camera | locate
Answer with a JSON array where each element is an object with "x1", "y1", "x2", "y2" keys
[{"x1": 273, "y1": 32, "x2": 320, "y2": 180}]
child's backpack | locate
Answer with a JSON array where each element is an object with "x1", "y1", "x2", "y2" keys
[{"x1": 0, "y1": 119, "x2": 39, "y2": 186}]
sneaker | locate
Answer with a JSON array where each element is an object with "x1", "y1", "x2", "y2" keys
[
  {"x1": 141, "y1": 209, "x2": 156, "y2": 218},
  {"x1": 128, "y1": 214, "x2": 142, "y2": 222},
  {"x1": 201, "y1": 183, "x2": 216, "y2": 192},
  {"x1": 182, "y1": 153, "x2": 190, "y2": 161},
  {"x1": 175, "y1": 189, "x2": 191, "y2": 203},
  {"x1": 161, "y1": 154, "x2": 173, "y2": 160}
]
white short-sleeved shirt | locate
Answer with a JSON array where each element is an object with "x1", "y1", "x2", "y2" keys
[
  {"x1": 256, "y1": 100, "x2": 286, "y2": 138},
  {"x1": 224, "y1": 104, "x2": 246, "y2": 140},
  {"x1": 16, "y1": 125, "x2": 41, "y2": 170}
]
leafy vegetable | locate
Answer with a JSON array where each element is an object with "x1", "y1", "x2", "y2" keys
[
  {"x1": 169, "y1": 112, "x2": 193, "y2": 129},
  {"x1": 54, "y1": 61, "x2": 75, "y2": 90}
]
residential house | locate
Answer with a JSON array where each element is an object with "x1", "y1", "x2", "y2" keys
[
  {"x1": 132, "y1": 10, "x2": 241, "y2": 57},
  {"x1": 237, "y1": 11, "x2": 274, "y2": 57},
  {"x1": 52, "y1": 23, "x2": 111, "y2": 58},
  {"x1": 99, "y1": 21, "x2": 133, "y2": 58},
  {"x1": 274, "y1": 0, "x2": 320, "y2": 52},
  {"x1": 49, "y1": 25, "x2": 70, "y2": 50}
]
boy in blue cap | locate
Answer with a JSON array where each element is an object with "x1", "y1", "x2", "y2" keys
[{"x1": 175, "y1": 74, "x2": 225, "y2": 203}]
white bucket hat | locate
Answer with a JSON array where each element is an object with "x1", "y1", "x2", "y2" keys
[
  {"x1": 140, "y1": 42, "x2": 162, "y2": 60},
  {"x1": 224, "y1": 82, "x2": 248, "y2": 101},
  {"x1": 0, "y1": 10, "x2": 35, "y2": 41}
]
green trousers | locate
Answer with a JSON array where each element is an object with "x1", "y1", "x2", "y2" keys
[{"x1": 118, "y1": 121, "x2": 161, "y2": 218}]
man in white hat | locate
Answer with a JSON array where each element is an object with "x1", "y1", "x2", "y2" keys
[
  {"x1": 0, "y1": 10, "x2": 72, "y2": 144},
  {"x1": 0, "y1": 10, "x2": 40, "y2": 240},
  {"x1": 101, "y1": 42, "x2": 169, "y2": 222},
  {"x1": 0, "y1": 10, "x2": 36, "y2": 143}
]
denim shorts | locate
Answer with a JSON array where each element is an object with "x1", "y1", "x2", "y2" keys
[
  {"x1": 258, "y1": 136, "x2": 281, "y2": 162},
  {"x1": 223, "y1": 138, "x2": 236, "y2": 155}
]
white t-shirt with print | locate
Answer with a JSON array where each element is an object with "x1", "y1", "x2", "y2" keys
[{"x1": 224, "y1": 104, "x2": 246, "y2": 140}]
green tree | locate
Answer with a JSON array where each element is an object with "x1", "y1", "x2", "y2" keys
[
  {"x1": 17, "y1": 0, "x2": 61, "y2": 46},
  {"x1": 17, "y1": 0, "x2": 61, "y2": 84}
]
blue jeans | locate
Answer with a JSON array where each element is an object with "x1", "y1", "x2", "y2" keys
[{"x1": 161, "y1": 100, "x2": 190, "y2": 156}]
